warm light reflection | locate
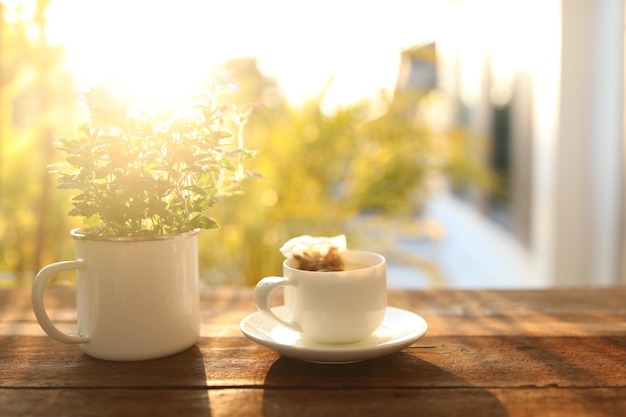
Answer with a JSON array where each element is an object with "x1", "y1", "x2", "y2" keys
[
  {"x1": 43, "y1": 0, "x2": 443, "y2": 110},
  {"x1": 45, "y1": 1, "x2": 223, "y2": 104}
]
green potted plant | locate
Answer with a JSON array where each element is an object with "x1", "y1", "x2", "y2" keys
[
  {"x1": 53, "y1": 77, "x2": 255, "y2": 237},
  {"x1": 31, "y1": 73, "x2": 257, "y2": 361}
]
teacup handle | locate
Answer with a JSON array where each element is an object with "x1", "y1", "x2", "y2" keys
[
  {"x1": 31, "y1": 260, "x2": 89, "y2": 344},
  {"x1": 254, "y1": 276, "x2": 301, "y2": 333}
]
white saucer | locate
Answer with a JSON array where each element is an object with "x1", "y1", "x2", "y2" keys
[{"x1": 240, "y1": 306, "x2": 428, "y2": 364}]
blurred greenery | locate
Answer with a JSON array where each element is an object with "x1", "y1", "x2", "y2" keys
[
  {"x1": 0, "y1": 0, "x2": 83, "y2": 286},
  {"x1": 0, "y1": 1, "x2": 493, "y2": 287},
  {"x1": 198, "y1": 59, "x2": 493, "y2": 286}
]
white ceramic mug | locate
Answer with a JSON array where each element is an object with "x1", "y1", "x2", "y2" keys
[
  {"x1": 31, "y1": 229, "x2": 200, "y2": 361},
  {"x1": 254, "y1": 250, "x2": 387, "y2": 344}
]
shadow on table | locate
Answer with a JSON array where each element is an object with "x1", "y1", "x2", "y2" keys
[
  {"x1": 81, "y1": 345, "x2": 213, "y2": 417},
  {"x1": 0, "y1": 341, "x2": 212, "y2": 417},
  {"x1": 262, "y1": 352, "x2": 509, "y2": 417}
]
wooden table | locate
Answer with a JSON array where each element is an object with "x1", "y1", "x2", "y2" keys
[{"x1": 1, "y1": 286, "x2": 625, "y2": 416}]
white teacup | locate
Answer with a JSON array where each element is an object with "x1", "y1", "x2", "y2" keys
[
  {"x1": 31, "y1": 229, "x2": 200, "y2": 361},
  {"x1": 254, "y1": 250, "x2": 387, "y2": 344}
]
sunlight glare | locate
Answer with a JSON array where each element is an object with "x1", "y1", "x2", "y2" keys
[
  {"x1": 45, "y1": 1, "x2": 229, "y2": 103},
  {"x1": 439, "y1": 0, "x2": 557, "y2": 107},
  {"x1": 44, "y1": 0, "x2": 443, "y2": 110}
]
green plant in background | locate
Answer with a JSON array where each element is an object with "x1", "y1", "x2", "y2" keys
[
  {"x1": 197, "y1": 61, "x2": 493, "y2": 286},
  {"x1": 51, "y1": 79, "x2": 257, "y2": 237},
  {"x1": 0, "y1": 0, "x2": 81, "y2": 283},
  {"x1": 200, "y1": 94, "x2": 424, "y2": 285}
]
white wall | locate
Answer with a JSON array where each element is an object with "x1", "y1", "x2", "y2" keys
[{"x1": 553, "y1": 0, "x2": 624, "y2": 286}]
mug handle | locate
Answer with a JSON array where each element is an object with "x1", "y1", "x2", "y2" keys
[
  {"x1": 31, "y1": 260, "x2": 89, "y2": 344},
  {"x1": 254, "y1": 276, "x2": 301, "y2": 333}
]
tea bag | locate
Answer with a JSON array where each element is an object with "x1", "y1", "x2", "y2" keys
[{"x1": 280, "y1": 235, "x2": 346, "y2": 272}]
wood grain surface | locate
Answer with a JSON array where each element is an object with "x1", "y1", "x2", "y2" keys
[{"x1": 1, "y1": 286, "x2": 625, "y2": 416}]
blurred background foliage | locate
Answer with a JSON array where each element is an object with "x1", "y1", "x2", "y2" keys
[
  {"x1": 183, "y1": 59, "x2": 492, "y2": 286},
  {"x1": 0, "y1": 0, "x2": 83, "y2": 286},
  {"x1": 0, "y1": 1, "x2": 493, "y2": 287}
]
